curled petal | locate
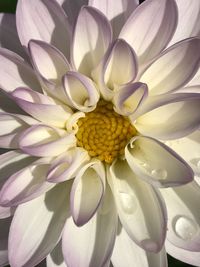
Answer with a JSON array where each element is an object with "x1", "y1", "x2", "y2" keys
[
  {"x1": 161, "y1": 181, "x2": 200, "y2": 251},
  {"x1": 11, "y1": 87, "x2": 72, "y2": 128},
  {"x1": 109, "y1": 158, "x2": 167, "y2": 253},
  {"x1": 19, "y1": 124, "x2": 76, "y2": 157},
  {"x1": 119, "y1": 0, "x2": 177, "y2": 65},
  {"x1": 72, "y1": 6, "x2": 112, "y2": 76},
  {"x1": 16, "y1": 0, "x2": 71, "y2": 58},
  {"x1": 8, "y1": 182, "x2": 71, "y2": 267},
  {"x1": 0, "y1": 158, "x2": 54, "y2": 207},
  {"x1": 62, "y1": 185, "x2": 117, "y2": 267},
  {"x1": 47, "y1": 147, "x2": 90, "y2": 183},
  {"x1": 89, "y1": 0, "x2": 139, "y2": 38},
  {"x1": 63, "y1": 71, "x2": 100, "y2": 112},
  {"x1": 140, "y1": 38, "x2": 200, "y2": 95},
  {"x1": 125, "y1": 136, "x2": 193, "y2": 187},
  {"x1": 113, "y1": 82, "x2": 148, "y2": 116},
  {"x1": 70, "y1": 160, "x2": 105, "y2": 226},
  {"x1": 0, "y1": 48, "x2": 41, "y2": 93}
]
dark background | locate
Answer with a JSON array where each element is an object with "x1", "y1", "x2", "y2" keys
[{"x1": 0, "y1": 0, "x2": 195, "y2": 266}]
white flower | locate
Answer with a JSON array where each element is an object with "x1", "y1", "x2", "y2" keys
[{"x1": 0, "y1": 0, "x2": 200, "y2": 267}]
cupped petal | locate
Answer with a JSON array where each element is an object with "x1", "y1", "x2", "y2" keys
[
  {"x1": 70, "y1": 160, "x2": 105, "y2": 226},
  {"x1": 111, "y1": 225, "x2": 167, "y2": 267},
  {"x1": 16, "y1": 0, "x2": 70, "y2": 58},
  {"x1": 63, "y1": 71, "x2": 100, "y2": 112},
  {"x1": 113, "y1": 82, "x2": 148, "y2": 116},
  {"x1": 161, "y1": 181, "x2": 200, "y2": 251},
  {"x1": 169, "y1": 0, "x2": 200, "y2": 46},
  {"x1": 0, "y1": 158, "x2": 54, "y2": 207},
  {"x1": 89, "y1": 0, "x2": 139, "y2": 38},
  {"x1": 0, "y1": 13, "x2": 26, "y2": 58},
  {"x1": 140, "y1": 38, "x2": 200, "y2": 95},
  {"x1": 0, "y1": 151, "x2": 36, "y2": 190},
  {"x1": 0, "y1": 48, "x2": 41, "y2": 93},
  {"x1": 119, "y1": 0, "x2": 177, "y2": 65},
  {"x1": 11, "y1": 87, "x2": 72, "y2": 128},
  {"x1": 72, "y1": 6, "x2": 112, "y2": 76},
  {"x1": 133, "y1": 93, "x2": 200, "y2": 140},
  {"x1": 0, "y1": 112, "x2": 37, "y2": 148},
  {"x1": 0, "y1": 217, "x2": 12, "y2": 267},
  {"x1": 8, "y1": 182, "x2": 71, "y2": 267},
  {"x1": 47, "y1": 241, "x2": 67, "y2": 267},
  {"x1": 164, "y1": 131, "x2": 200, "y2": 177},
  {"x1": 19, "y1": 124, "x2": 76, "y2": 157},
  {"x1": 108, "y1": 158, "x2": 167, "y2": 253},
  {"x1": 166, "y1": 240, "x2": 200, "y2": 267},
  {"x1": 62, "y1": 185, "x2": 117, "y2": 267},
  {"x1": 47, "y1": 147, "x2": 90, "y2": 183},
  {"x1": 125, "y1": 136, "x2": 193, "y2": 188},
  {"x1": 29, "y1": 40, "x2": 70, "y2": 83}
]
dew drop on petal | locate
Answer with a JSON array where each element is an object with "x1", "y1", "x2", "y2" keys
[
  {"x1": 118, "y1": 192, "x2": 137, "y2": 214},
  {"x1": 174, "y1": 216, "x2": 199, "y2": 240},
  {"x1": 151, "y1": 169, "x2": 168, "y2": 180}
]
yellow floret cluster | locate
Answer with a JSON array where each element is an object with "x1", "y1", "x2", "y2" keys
[{"x1": 76, "y1": 100, "x2": 137, "y2": 164}]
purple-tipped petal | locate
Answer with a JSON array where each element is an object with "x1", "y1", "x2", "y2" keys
[
  {"x1": 19, "y1": 124, "x2": 76, "y2": 157},
  {"x1": 161, "y1": 181, "x2": 200, "y2": 252},
  {"x1": 113, "y1": 82, "x2": 148, "y2": 116},
  {"x1": 119, "y1": 0, "x2": 178, "y2": 65},
  {"x1": 0, "y1": 158, "x2": 54, "y2": 207},
  {"x1": 72, "y1": 6, "x2": 112, "y2": 76},
  {"x1": 109, "y1": 158, "x2": 167, "y2": 253},
  {"x1": 0, "y1": 48, "x2": 41, "y2": 93},
  {"x1": 63, "y1": 71, "x2": 100, "y2": 112},
  {"x1": 125, "y1": 136, "x2": 194, "y2": 188},
  {"x1": 0, "y1": 14, "x2": 26, "y2": 58},
  {"x1": 70, "y1": 160, "x2": 105, "y2": 226},
  {"x1": 47, "y1": 147, "x2": 90, "y2": 183},
  {"x1": 8, "y1": 182, "x2": 70, "y2": 267},
  {"x1": 16, "y1": 0, "x2": 71, "y2": 58},
  {"x1": 140, "y1": 38, "x2": 200, "y2": 94},
  {"x1": 111, "y1": 225, "x2": 167, "y2": 267},
  {"x1": 62, "y1": 185, "x2": 117, "y2": 267},
  {"x1": 89, "y1": 0, "x2": 139, "y2": 38},
  {"x1": 11, "y1": 87, "x2": 72, "y2": 128}
]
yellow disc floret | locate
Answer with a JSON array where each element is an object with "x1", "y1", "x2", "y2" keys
[{"x1": 76, "y1": 100, "x2": 137, "y2": 164}]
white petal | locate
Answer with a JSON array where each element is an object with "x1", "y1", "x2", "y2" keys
[
  {"x1": 0, "y1": 89, "x2": 24, "y2": 114},
  {"x1": 46, "y1": 241, "x2": 67, "y2": 267},
  {"x1": 0, "y1": 13, "x2": 26, "y2": 58},
  {"x1": 70, "y1": 160, "x2": 105, "y2": 226},
  {"x1": 47, "y1": 148, "x2": 90, "y2": 183},
  {"x1": 111, "y1": 225, "x2": 167, "y2": 267},
  {"x1": 0, "y1": 217, "x2": 12, "y2": 267},
  {"x1": 0, "y1": 158, "x2": 54, "y2": 207},
  {"x1": 169, "y1": 0, "x2": 200, "y2": 46},
  {"x1": 72, "y1": 6, "x2": 112, "y2": 76},
  {"x1": 11, "y1": 87, "x2": 72, "y2": 128},
  {"x1": 125, "y1": 136, "x2": 193, "y2": 187},
  {"x1": 119, "y1": 0, "x2": 177, "y2": 65},
  {"x1": 62, "y1": 185, "x2": 117, "y2": 267},
  {"x1": 19, "y1": 124, "x2": 76, "y2": 157},
  {"x1": 140, "y1": 38, "x2": 200, "y2": 95},
  {"x1": 16, "y1": 0, "x2": 70, "y2": 58},
  {"x1": 89, "y1": 0, "x2": 139, "y2": 38},
  {"x1": 109, "y1": 158, "x2": 167, "y2": 252},
  {"x1": 0, "y1": 48, "x2": 41, "y2": 92},
  {"x1": 161, "y1": 181, "x2": 200, "y2": 251},
  {"x1": 133, "y1": 93, "x2": 200, "y2": 139},
  {"x1": 8, "y1": 182, "x2": 71, "y2": 267},
  {"x1": 63, "y1": 71, "x2": 100, "y2": 112}
]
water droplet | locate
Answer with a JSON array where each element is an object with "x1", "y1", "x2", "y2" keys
[
  {"x1": 151, "y1": 169, "x2": 167, "y2": 180},
  {"x1": 174, "y1": 216, "x2": 199, "y2": 240},
  {"x1": 139, "y1": 162, "x2": 151, "y2": 172},
  {"x1": 119, "y1": 192, "x2": 137, "y2": 214}
]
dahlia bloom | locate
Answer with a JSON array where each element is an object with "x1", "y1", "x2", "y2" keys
[{"x1": 0, "y1": 0, "x2": 200, "y2": 266}]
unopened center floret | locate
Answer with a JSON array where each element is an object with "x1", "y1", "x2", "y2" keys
[{"x1": 76, "y1": 100, "x2": 136, "y2": 164}]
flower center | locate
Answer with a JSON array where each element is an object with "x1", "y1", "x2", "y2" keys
[{"x1": 76, "y1": 100, "x2": 136, "y2": 164}]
